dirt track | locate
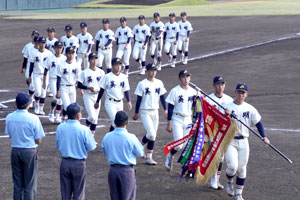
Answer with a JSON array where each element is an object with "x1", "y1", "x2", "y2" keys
[{"x1": 0, "y1": 15, "x2": 299, "y2": 200}]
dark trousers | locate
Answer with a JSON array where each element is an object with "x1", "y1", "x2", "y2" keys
[
  {"x1": 60, "y1": 158, "x2": 86, "y2": 200},
  {"x1": 11, "y1": 148, "x2": 38, "y2": 200},
  {"x1": 108, "y1": 165, "x2": 136, "y2": 200}
]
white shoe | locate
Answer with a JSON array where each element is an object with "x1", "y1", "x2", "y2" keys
[
  {"x1": 39, "y1": 110, "x2": 45, "y2": 115},
  {"x1": 165, "y1": 153, "x2": 173, "y2": 172},
  {"x1": 217, "y1": 177, "x2": 224, "y2": 190},
  {"x1": 139, "y1": 68, "x2": 145, "y2": 75},
  {"x1": 226, "y1": 180, "x2": 235, "y2": 196},
  {"x1": 54, "y1": 116, "x2": 62, "y2": 124},
  {"x1": 157, "y1": 63, "x2": 162, "y2": 71},
  {"x1": 182, "y1": 57, "x2": 188, "y2": 65},
  {"x1": 34, "y1": 105, "x2": 39, "y2": 115},
  {"x1": 170, "y1": 60, "x2": 175, "y2": 68},
  {"x1": 48, "y1": 112, "x2": 55, "y2": 122},
  {"x1": 146, "y1": 158, "x2": 157, "y2": 165},
  {"x1": 48, "y1": 93, "x2": 53, "y2": 97},
  {"x1": 210, "y1": 173, "x2": 218, "y2": 190},
  {"x1": 167, "y1": 54, "x2": 172, "y2": 63},
  {"x1": 235, "y1": 194, "x2": 244, "y2": 200}
]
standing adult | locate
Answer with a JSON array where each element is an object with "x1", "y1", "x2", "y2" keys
[
  {"x1": 56, "y1": 103, "x2": 97, "y2": 200},
  {"x1": 61, "y1": 24, "x2": 79, "y2": 55},
  {"x1": 45, "y1": 27, "x2": 58, "y2": 55},
  {"x1": 77, "y1": 22, "x2": 94, "y2": 70},
  {"x1": 102, "y1": 111, "x2": 144, "y2": 200},
  {"x1": 5, "y1": 92, "x2": 45, "y2": 199}
]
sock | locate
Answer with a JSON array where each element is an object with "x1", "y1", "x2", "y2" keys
[
  {"x1": 86, "y1": 119, "x2": 91, "y2": 126},
  {"x1": 135, "y1": 59, "x2": 140, "y2": 63},
  {"x1": 90, "y1": 124, "x2": 97, "y2": 134},
  {"x1": 141, "y1": 61, "x2": 146, "y2": 67},
  {"x1": 147, "y1": 140, "x2": 155, "y2": 151},
  {"x1": 170, "y1": 149, "x2": 177, "y2": 156},
  {"x1": 185, "y1": 51, "x2": 189, "y2": 57},
  {"x1": 109, "y1": 125, "x2": 115, "y2": 132},
  {"x1": 62, "y1": 109, "x2": 67, "y2": 117},
  {"x1": 157, "y1": 56, "x2": 162, "y2": 62},
  {"x1": 172, "y1": 55, "x2": 176, "y2": 59},
  {"x1": 151, "y1": 55, "x2": 155, "y2": 59},
  {"x1": 178, "y1": 50, "x2": 182, "y2": 54},
  {"x1": 125, "y1": 65, "x2": 130, "y2": 70},
  {"x1": 142, "y1": 135, "x2": 149, "y2": 145},
  {"x1": 51, "y1": 101, "x2": 56, "y2": 109},
  {"x1": 236, "y1": 177, "x2": 246, "y2": 195}
]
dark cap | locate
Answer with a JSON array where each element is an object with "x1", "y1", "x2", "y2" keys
[
  {"x1": 88, "y1": 52, "x2": 98, "y2": 60},
  {"x1": 102, "y1": 18, "x2": 110, "y2": 24},
  {"x1": 80, "y1": 22, "x2": 87, "y2": 28},
  {"x1": 33, "y1": 35, "x2": 39, "y2": 43},
  {"x1": 111, "y1": 57, "x2": 123, "y2": 65},
  {"x1": 47, "y1": 27, "x2": 56, "y2": 32},
  {"x1": 153, "y1": 12, "x2": 160, "y2": 18},
  {"x1": 169, "y1": 13, "x2": 176, "y2": 17},
  {"x1": 138, "y1": 15, "x2": 145, "y2": 20},
  {"x1": 120, "y1": 17, "x2": 127, "y2": 22},
  {"x1": 65, "y1": 24, "x2": 73, "y2": 31},
  {"x1": 146, "y1": 63, "x2": 157, "y2": 71},
  {"x1": 213, "y1": 75, "x2": 226, "y2": 84},
  {"x1": 31, "y1": 30, "x2": 39, "y2": 36},
  {"x1": 16, "y1": 92, "x2": 31, "y2": 108},
  {"x1": 236, "y1": 83, "x2": 248, "y2": 92},
  {"x1": 37, "y1": 36, "x2": 46, "y2": 43},
  {"x1": 54, "y1": 41, "x2": 63, "y2": 48},
  {"x1": 114, "y1": 111, "x2": 128, "y2": 127},
  {"x1": 66, "y1": 103, "x2": 83, "y2": 118},
  {"x1": 65, "y1": 47, "x2": 75, "y2": 54},
  {"x1": 180, "y1": 12, "x2": 187, "y2": 16},
  {"x1": 178, "y1": 69, "x2": 191, "y2": 77}
]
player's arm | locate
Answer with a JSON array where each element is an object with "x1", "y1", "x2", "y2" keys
[
  {"x1": 160, "y1": 94, "x2": 168, "y2": 119},
  {"x1": 56, "y1": 76, "x2": 61, "y2": 99},
  {"x1": 94, "y1": 88, "x2": 105, "y2": 109},
  {"x1": 255, "y1": 121, "x2": 270, "y2": 144},
  {"x1": 28, "y1": 62, "x2": 34, "y2": 83},
  {"x1": 124, "y1": 90, "x2": 132, "y2": 111},
  {"x1": 166, "y1": 103, "x2": 174, "y2": 132},
  {"x1": 132, "y1": 95, "x2": 142, "y2": 120},
  {"x1": 21, "y1": 57, "x2": 28, "y2": 73},
  {"x1": 77, "y1": 81, "x2": 94, "y2": 92},
  {"x1": 42, "y1": 68, "x2": 48, "y2": 89},
  {"x1": 175, "y1": 32, "x2": 179, "y2": 45},
  {"x1": 163, "y1": 31, "x2": 167, "y2": 42}
]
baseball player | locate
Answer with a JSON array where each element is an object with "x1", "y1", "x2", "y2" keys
[
  {"x1": 114, "y1": 17, "x2": 133, "y2": 76},
  {"x1": 28, "y1": 36, "x2": 52, "y2": 115},
  {"x1": 132, "y1": 63, "x2": 167, "y2": 165},
  {"x1": 95, "y1": 19, "x2": 115, "y2": 73},
  {"x1": 165, "y1": 69, "x2": 197, "y2": 171},
  {"x1": 45, "y1": 27, "x2": 58, "y2": 54},
  {"x1": 77, "y1": 52, "x2": 105, "y2": 133},
  {"x1": 224, "y1": 83, "x2": 270, "y2": 200},
  {"x1": 94, "y1": 57, "x2": 132, "y2": 132},
  {"x1": 164, "y1": 13, "x2": 180, "y2": 68},
  {"x1": 149, "y1": 13, "x2": 165, "y2": 71},
  {"x1": 132, "y1": 15, "x2": 151, "y2": 75},
  {"x1": 60, "y1": 24, "x2": 79, "y2": 55},
  {"x1": 77, "y1": 22, "x2": 94, "y2": 70},
  {"x1": 56, "y1": 47, "x2": 81, "y2": 122},
  {"x1": 21, "y1": 31, "x2": 40, "y2": 107},
  {"x1": 178, "y1": 12, "x2": 193, "y2": 65},
  {"x1": 205, "y1": 75, "x2": 233, "y2": 190},
  {"x1": 43, "y1": 41, "x2": 66, "y2": 123}
]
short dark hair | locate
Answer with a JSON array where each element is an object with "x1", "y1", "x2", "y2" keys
[
  {"x1": 114, "y1": 111, "x2": 128, "y2": 127},
  {"x1": 16, "y1": 102, "x2": 30, "y2": 109}
]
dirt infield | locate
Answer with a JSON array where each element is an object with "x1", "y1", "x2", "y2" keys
[{"x1": 0, "y1": 15, "x2": 299, "y2": 199}]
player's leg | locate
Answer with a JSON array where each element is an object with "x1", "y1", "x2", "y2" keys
[
  {"x1": 70, "y1": 86, "x2": 76, "y2": 104},
  {"x1": 83, "y1": 93, "x2": 98, "y2": 134},
  {"x1": 83, "y1": 55, "x2": 89, "y2": 70},
  {"x1": 48, "y1": 78, "x2": 57, "y2": 122},
  {"x1": 105, "y1": 49, "x2": 113, "y2": 73},
  {"x1": 33, "y1": 74, "x2": 42, "y2": 114},
  {"x1": 39, "y1": 75, "x2": 47, "y2": 115},
  {"x1": 60, "y1": 87, "x2": 71, "y2": 121},
  {"x1": 25, "y1": 63, "x2": 35, "y2": 107},
  {"x1": 171, "y1": 40, "x2": 177, "y2": 68},
  {"x1": 224, "y1": 141, "x2": 239, "y2": 196},
  {"x1": 139, "y1": 45, "x2": 147, "y2": 75},
  {"x1": 123, "y1": 45, "x2": 131, "y2": 75},
  {"x1": 104, "y1": 100, "x2": 118, "y2": 131},
  {"x1": 164, "y1": 40, "x2": 172, "y2": 63},
  {"x1": 183, "y1": 37, "x2": 189, "y2": 64},
  {"x1": 77, "y1": 53, "x2": 83, "y2": 70},
  {"x1": 97, "y1": 51, "x2": 104, "y2": 69},
  {"x1": 132, "y1": 44, "x2": 141, "y2": 70},
  {"x1": 177, "y1": 36, "x2": 184, "y2": 63},
  {"x1": 156, "y1": 39, "x2": 163, "y2": 70},
  {"x1": 149, "y1": 40, "x2": 157, "y2": 63}
]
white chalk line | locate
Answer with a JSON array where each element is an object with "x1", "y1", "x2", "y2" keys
[{"x1": 0, "y1": 90, "x2": 9, "y2": 92}]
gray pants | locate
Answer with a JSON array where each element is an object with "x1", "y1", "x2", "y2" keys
[
  {"x1": 11, "y1": 147, "x2": 38, "y2": 200},
  {"x1": 108, "y1": 165, "x2": 136, "y2": 200},
  {"x1": 60, "y1": 158, "x2": 86, "y2": 200}
]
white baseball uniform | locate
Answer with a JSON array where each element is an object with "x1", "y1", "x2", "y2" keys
[
  {"x1": 177, "y1": 20, "x2": 193, "y2": 54},
  {"x1": 132, "y1": 24, "x2": 151, "y2": 64},
  {"x1": 46, "y1": 37, "x2": 58, "y2": 54},
  {"x1": 164, "y1": 22, "x2": 180, "y2": 57},
  {"x1": 166, "y1": 85, "x2": 197, "y2": 150},
  {"x1": 99, "y1": 72, "x2": 130, "y2": 127},
  {"x1": 78, "y1": 67, "x2": 105, "y2": 124},
  {"x1": 205, "y1": 93, "x2": 233, "y2": 112},
  {"x1": 56, "y1": 59, "x2": 81, "y2": 111},
  {"x1": 76, "y1": 32, "x2": 94, "y2": 70},
  {"x1": 149, "y1": 21, "x2": 165, "y2": 58},
  {"x1": 22, "y1": 42, "x2": 36, "y2": 91},
  {"x1": 95, "y1": 29, "x2": 114, "y2": 70},
  {"x1": 134, "y1": 78, "x2": 167, "y2": 141},
  {"x1": 60, "y1": 35, "x2": 79, "y2": 55},
  {"x1": 115, "y1": 26, "x2": 133, "y2": 68}
]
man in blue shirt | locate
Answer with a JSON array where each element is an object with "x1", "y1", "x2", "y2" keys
[
  {"x1": 102, "y1": 111, "x2": 144, "y2": 200},
  {"x1": 5, "y1": 92, "x2": 45, "y2": 200},
  {"x1": 56, "y1": 103, "x2": 97, "y2": 200}
]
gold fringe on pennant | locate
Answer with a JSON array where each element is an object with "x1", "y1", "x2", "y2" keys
[{"x1": 195, "y1": 119, "x2": 238, "y2": 185}]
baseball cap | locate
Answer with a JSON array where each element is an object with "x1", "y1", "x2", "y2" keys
[
  {"x1": 213, "y1": 75, "x2": 226, "y2": 84},
  {"x1": 33, "y1": 35, "x2": 39, "y2": 43},
  {"x1": 37, "y1": 36, "x2": 46, "y2": 43},
  {"x1": 54, "y1": 41, "x2": 63, "y2": 48},
  {"x1": 146, "y1": 63, "x2": 157, "y2": 71},
  {"x1": 16, "y1": 92, "x2": 31, "y2": 108},
  {"x1": 88, "y1": 52, "x2": 98, "y2": 60},
  {"x1": 178, "y1": 69, "x2": 191, "y2": 77},
  {"x1": 111, "y1": 57, "x2": 123, "y2": 65},
  {"x1": 66, "y1": 103, "x2": 83, "y2": 117},
  {"x1": 47, "y1": 27, "x2": 56, "y2": 32},
  {"x1": 236, "y1": 83, "x2": 248, "y2": 92},
  {"x1": 102, "y1": 19, "x2": 110, "y2": 24},
  {"x1": 114, "y1": 111, "x2": 128, "y2": 127},
  {"x1": 31, "y1": 30, "x2": 39, "y2": 36},
  {"x1": 120, "y1": 17, "x2": 127, "y2": 22},
  {"x1": 153, "y1": 12, "x2": 160, "y2": 18},
  {"x1": 65, "y1": 47, "x2": 75, "y2": 54},
  {"x1": 138, "y1": 15, "x2": 145, "y2": 20},
  {"x1": 80, "y1": 22, "x2": 87, "y2": 28},
  {"x1": 181, "y1": 12, "x2": 187, "y2": 16},
  {"x1": 65, "y1": 24, "x2": 73, "y2": 31},
  {"x1": 169, "y1": 13, "x2": 176, "y2": 17}
]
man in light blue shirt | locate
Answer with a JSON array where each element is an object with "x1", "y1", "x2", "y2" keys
[
  {"x1": 102, "y1": 111, "x2": 144, "y2": 200},
  {"x1": 5, "y1": 92, "x2": 45, "y2": 200},
  {"x1": 56, "y1": 102, "x2": 96, "y2": 200}
]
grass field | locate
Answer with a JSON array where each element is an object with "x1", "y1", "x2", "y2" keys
[{"x1": 3, "y1": 0, "x2": 300, "y2": 19}]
